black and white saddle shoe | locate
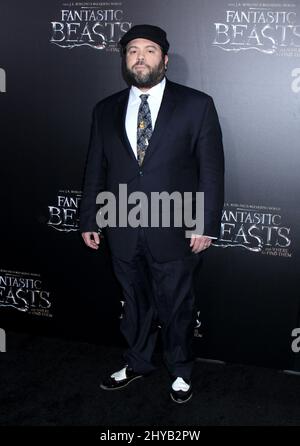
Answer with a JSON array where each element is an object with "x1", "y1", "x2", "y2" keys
[
  {"x1": 100, "y1": 365, "x2": 144, "y2": 390},
  {"x1": 170, "y1": 377, "x2": 193, "y2": 404}
]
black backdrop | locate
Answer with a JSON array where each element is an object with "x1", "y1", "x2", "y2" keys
[{"x1": 1, "y1": 0, "x2": 300, "y2": 372}]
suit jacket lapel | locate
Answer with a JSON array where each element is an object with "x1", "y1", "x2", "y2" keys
[
  {"x1": 114, "y1": 88, "x2": 137, "y2": 163},
  {"x1": 114, "y1": 80, "x2": 178, "y2": 165},
  {"x1": 143, "y1": 80, "x2": 177, "y2": 165}
]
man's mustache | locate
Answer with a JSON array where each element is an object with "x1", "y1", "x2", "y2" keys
[{"x1": 133, "y1": 62, "x2": 150, "y2": 68}]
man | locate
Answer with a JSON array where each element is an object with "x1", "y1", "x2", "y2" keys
[{"x1": 80, "y1": 25, "x2": 224, "y2": 403}]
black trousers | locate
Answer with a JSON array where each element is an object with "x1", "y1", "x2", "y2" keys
[{"x1": 111, "y1": 228, "x2": 202, "y2": 381}]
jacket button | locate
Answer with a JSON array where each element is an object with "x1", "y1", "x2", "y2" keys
[{"x1": 139, "y1": 170, "x2": 143, "y2": 176}]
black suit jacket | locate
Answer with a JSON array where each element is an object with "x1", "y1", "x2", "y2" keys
[{"x1": 80, "y1": 79, "x2": 224, "y2": 262}]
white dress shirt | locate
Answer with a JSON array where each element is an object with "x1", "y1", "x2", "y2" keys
[{"x1": 125, "y1": 77, "x2": 166, "y2": 158}]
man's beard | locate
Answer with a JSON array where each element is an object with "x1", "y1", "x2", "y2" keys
[{"x1": 124, "y1": 58, "x2": 166, "y2": 89}]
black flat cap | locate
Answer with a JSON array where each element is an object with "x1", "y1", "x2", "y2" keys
[{"x1": 120, "y1": 24, "x2": 169, "y2": 54}]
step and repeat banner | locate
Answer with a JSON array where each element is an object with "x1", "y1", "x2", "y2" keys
[{"x1": 1, "y1": 0, "x2": 300, "y2": 371}]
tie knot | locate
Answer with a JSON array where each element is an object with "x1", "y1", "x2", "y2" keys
[{"x1": 140, "y1": 94, "x2": 149, "y2": 103}]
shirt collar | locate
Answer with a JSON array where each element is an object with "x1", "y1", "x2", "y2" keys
[{"x1": 130, "y1": 77, "x2": 166, "y2": 102}]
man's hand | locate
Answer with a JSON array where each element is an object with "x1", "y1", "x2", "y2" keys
[
  {"x1": 190, "y1": 234, "x2": 212, "y2": 253},
  {"x1": 82, "y1": 232, "x2": 101, "y2": 250}
]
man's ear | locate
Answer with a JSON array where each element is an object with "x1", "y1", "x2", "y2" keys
[{"x1": 164, "y1": 54, "x2": 169, "y2": 70}]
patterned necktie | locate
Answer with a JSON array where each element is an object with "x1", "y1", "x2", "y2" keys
[{"x1": 137, "y1": 94, "x2": 152, "y2": 166}]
